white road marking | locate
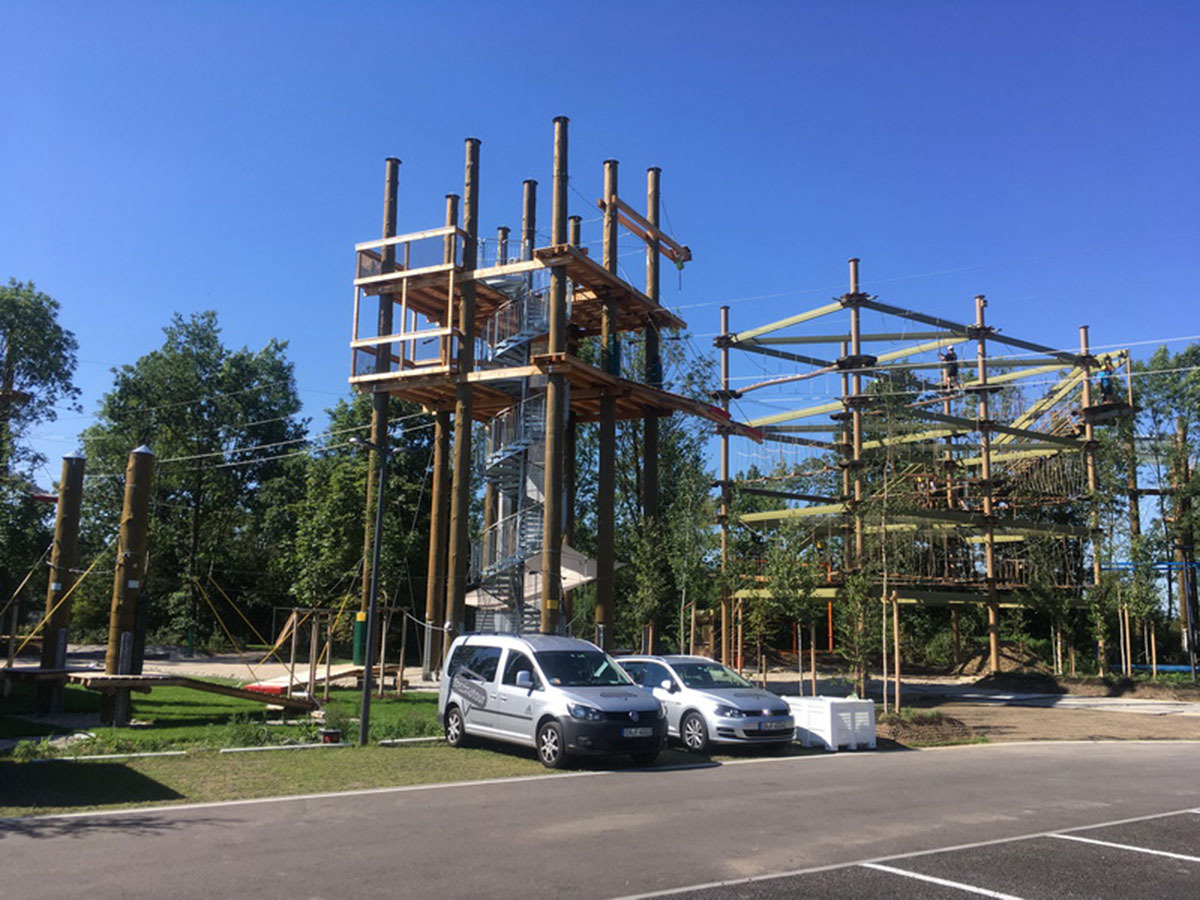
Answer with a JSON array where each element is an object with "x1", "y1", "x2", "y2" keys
[
  {"x1": 1049, "y1": 832, "x2": 1200, "y2": 863},
  {"x1": 607, "y1": 806, "x2": 1200, "y2": 900},
  {"x1": 860, "y1": 863, "x2": 1026, "y2": 899}
]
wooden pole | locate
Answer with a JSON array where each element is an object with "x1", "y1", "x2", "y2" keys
[
  {"x1": 377, "y1": 609, "x2": 389, "y2": 698},
  {"x1": 101, "y1": 446, "x2": 155, "y2": 725},
  {"x1": 595, "y1": 160, "x2": 618, "y2": 649},
  {"x1": 719, "y1": 305, "x2": 731, "y2": 665},
  {"x1": 323, "y1": 613, "x2": 332, "y2": 702},
  {"x1": 38, "y1": 453, "x2": 85, "y2": 713},
  {"x1": 427, "y1": 193, "x2": 458, "y2": 675},
  {"x1": 1081, "y1": 325, "x2": 1106, "y2": 675},
  {"x1": 447, "y1": 139, "x2": 481, "y2": 645},
  {"x1": 810, "y1": 622, "x2": 818, "y2": 695},
  {"x1": 976, "y1": 296, "x2": 1001, "y2": 676},
  {"x1": 880, "y1": 598, "x2": 889, "y2": 714},
  {"x1": 893, "y1": 593, "x2": 901, "y2": 712},
  {"x1": 540, "y1": 117, "x2": 568, "y2": 634},
  {"x1": 361, "y1": 158, "x2": 400, "y2": 617},
  {"x1": 287, "y1": 611, "x2": 298, "y2": 700}
]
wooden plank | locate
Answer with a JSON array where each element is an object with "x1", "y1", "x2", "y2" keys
[
  {"x1": 729, "y1": 301, "x2": 845, "y2": 343},
  {"x1": 355, "y1": 224, "x2": 462, "y2": 252},
  {"x1": 748, "y1": 401, "x2": 842, "y2": 427},
  {"x1": 350, "y1": 327, "x2": 454, "y2": 348},
  {"x1": 740, "y1": 503, "x2": 846, "y2": 523}
]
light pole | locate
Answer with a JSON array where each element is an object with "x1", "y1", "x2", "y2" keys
[{"x1": 351, "y1": 436, "x2": 390, "y2": 746}]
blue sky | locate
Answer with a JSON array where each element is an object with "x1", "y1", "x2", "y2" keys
[{"x1": 3, "y1": 1, "x2": 1197, "y2": 482}]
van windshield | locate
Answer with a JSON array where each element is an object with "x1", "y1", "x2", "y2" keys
[{"x1": 535, "y1": 651, "x2": 634, "y2": 687}]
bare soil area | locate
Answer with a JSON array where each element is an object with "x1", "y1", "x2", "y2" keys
[{"x1": 921, "y1": 700, "x2": 1200, "y2": 743}]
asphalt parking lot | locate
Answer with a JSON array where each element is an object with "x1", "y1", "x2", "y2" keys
[{"x1": 618, "y1": 807, "x2": 1200, "y2": 899}]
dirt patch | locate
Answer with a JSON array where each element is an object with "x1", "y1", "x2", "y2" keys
[
  {"x1": 925, "y1": 701, "x2": 1200, "y2": 743},
  {"x1": 976, "y1": 672, "x2": 1200, "y2": 702},
  {"x1": 953, "y1": 643, "x2": 1052, "y2": 676},
  {"x1": 876, "y1": 712, "x2": 975, "y2": 746}
]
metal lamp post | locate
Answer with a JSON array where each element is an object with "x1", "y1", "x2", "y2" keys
[{"x1": 351, "y1": 436, "x2": 390, "y2": 746}]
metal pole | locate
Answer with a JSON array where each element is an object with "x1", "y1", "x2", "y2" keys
[
  {"x1": 977, "y1": 296, "x2": 1000, "y2": 676},
  {"x1": 360, "y1": 446, "x2": 388, "y2": 746},
  {"x1": 540, "y1": 116, "x2": 568, "y2": 634},
  {"x1": 596, "y1": 160, "x2": 618, "y2": 648},
  {"x1": 446, "y1": 138, "x2": 481, "y2": 646},
  {"x1": 38, "y1": 453, "x2": 85, "y2": 713},
  {"x1": 102, "y1": 446, "x2": 155, "y2": 725},
  {"x1": 427, "y1": 408, "x2": 450, "y2": 674}
]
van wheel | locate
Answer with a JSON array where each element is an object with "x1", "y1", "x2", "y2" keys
[
  {"x1": 681, "y1": 712, "x2": 709, "y2": 753},
  {"x1": 445, "y1": 706, "x2": 468, "y2": 748},
  {"x1": 631, "y1": 750, "x2": 659, "y2": 766},
  {"x1": 537, "y1": 720, "x2": 567, "y2": 769}
]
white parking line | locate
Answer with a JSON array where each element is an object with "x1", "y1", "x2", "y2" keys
[
  {"x1": 607, "y1": 806, "x2": 1200, "y2": 900},
  {"x1": 1049, "y1": 832, "x2": 1200, "y2": 863},
  {"x1": 860, "y1": 863, "x2": 1025, "y2": 899}
]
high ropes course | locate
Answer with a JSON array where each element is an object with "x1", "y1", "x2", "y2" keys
[{"x1": 713, "y1": 258, "x2": 1135, "y2": 675}]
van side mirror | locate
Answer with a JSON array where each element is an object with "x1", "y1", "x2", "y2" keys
[
  {"x1": 516, "y1": 670, "x2": 533, "y2": 689},
  {"x1": 661, "y1": 679, "x2": 676, "y2": 693}
]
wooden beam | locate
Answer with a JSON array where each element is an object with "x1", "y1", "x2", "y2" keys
[
  {"x1": 748, "y1": 400, "x2": 842, "y2": 427},
  {"x1": 740, "y1": 503, "x2": 845, "y2": 523},
  {"x1": 729, "y1": 301, "x2": 845, "y2": 343}
]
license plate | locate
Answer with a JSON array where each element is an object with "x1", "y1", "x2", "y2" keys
[
  {"x1": 622, "y1": 726, "x2": 653, "y2": 738},
  {"x1": 759, "y1": 721, "x2": 790, "y2": 731}
]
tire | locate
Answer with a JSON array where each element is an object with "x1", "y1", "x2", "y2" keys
[
  {"x1": 631, "y1": 750, "x2": 659, "y2": 766},
  {"x1": 537, "y1": 720, "x2": 568, "y2": 769},
  {"x1": 681, "y1": 712, "x2": 709, "y2": 753},
  {"x1": 444, "y1": 705, "x2": 468, "y2": 748}
]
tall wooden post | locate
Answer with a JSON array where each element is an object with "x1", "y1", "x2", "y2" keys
[
  {"x1": 102, "y1": 446, "x2": 155, "y2": 725},
  {"x1": 446, "y1": 139, "x2": 481, "y2": 646},
  {"x1": 361, "y1": 158, "x2": 400, "y2": 616},
  {"x1": 37, "y1": 453, "x2": 85, "y2": 713},
  {"x1": 644, "y1": 168, "x2": 662, "y2": 524},
  {"x1": 596, "y1": 160, "x2": 619, "y2": 648},
  {"x1": 976, "y1": 296, "x2": 1000, "y2": 675},
  {"x1": 540, "y1": 116, "x2": 568, "y2": 634},
  {"x1": 428, "y1": 193, "x2": 459, "y2": 672},
  {"x1": 719, "y1": 305, "x2": 731, "y2": 664},
  {"x1": 1175, "y1": 418, "x2": 1197, "y2": 677},
  {"x1": 1080, "y1": 325, "x2": 1106, "y2": 675}
]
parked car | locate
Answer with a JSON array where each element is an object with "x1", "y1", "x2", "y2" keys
[
  {"x1": 617, "y1": 655, "x2": 793, "y2": 752},
  {"x1": 439, "y1": 633, "x2": 667, "y2": 768}
]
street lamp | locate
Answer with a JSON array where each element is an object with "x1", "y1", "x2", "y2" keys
[{"x1": 350, "y1": 436, "x2": 391, "y2": 746}]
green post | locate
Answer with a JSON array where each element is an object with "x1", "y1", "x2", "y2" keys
[{"x1": 353, "y1": 611, "x2": 367, "y2": 666}]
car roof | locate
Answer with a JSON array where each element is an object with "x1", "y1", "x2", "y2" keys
[
  {"x1": 618, "y1": 654, "x2": 717, "y2": 664},
  {"x1": 457, "y1": 633, "x2": 599, "y2": 652}
]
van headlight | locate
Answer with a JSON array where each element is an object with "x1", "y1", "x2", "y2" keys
[
  {"x1": 569, "y1": 703, "x2": 605, "y2": 722},
  {"x1": 714, "y1": 704, "x2": 745, "y2": 718}
]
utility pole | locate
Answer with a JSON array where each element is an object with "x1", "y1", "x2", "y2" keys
[
  {"x1": 540, "y1": 117, "x2": 568, "y2": 634},
  {"x1": 37, "y1": 453, "x2": 85, "y2": 713},
  {"x1": 1080, "y1": 325, "x2": 1106, "y2": 675},
  {"x1": 102, "y1": 446, "x2": 155, "y2": 725}
]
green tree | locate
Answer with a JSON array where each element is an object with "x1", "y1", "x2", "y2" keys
[
  {"x1": 0, "y1": 279, "x2": 80, "y2": 477},
  {"x1": 78, "y1": 311, "x2": 306, "y2": 641}
]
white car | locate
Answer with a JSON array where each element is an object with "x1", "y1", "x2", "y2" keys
[
  {"x1": 439, "y1": 633, "x2": 666, "y2": 768},
  {"x1": 617, "y1": 655, "x2": 793, "y2": 752}
]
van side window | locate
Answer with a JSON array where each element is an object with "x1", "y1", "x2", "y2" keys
[
  {"x1": 458, "y1": 645, "x2": 502, "y2": 683},
  {"x1": 502, "y1": 651, "x2": 538, "y2": 688}
]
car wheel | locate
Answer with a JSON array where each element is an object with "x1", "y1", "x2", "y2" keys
[
  {"x1": 445, "y1": 705, "x2": 468, "y2": 748},
  {"x1": 681, "y1": 712, "x2": 709, "y2": 753},
  {"x1": 631, "y1": 750, "x2": 659, "y2": 766},
  {"x1": 537, "y1": 720, "x2": 568, "y2": 769}
]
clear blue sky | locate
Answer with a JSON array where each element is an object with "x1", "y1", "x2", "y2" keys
[{"x1": 4, "y1": 1, "x2": 1197, "y2": 482}]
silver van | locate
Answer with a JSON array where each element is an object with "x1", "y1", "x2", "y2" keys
[
  {"x1": 617, "y1": 655, "x2": 793, "y2": 752},
  {"x1": 439, "y1": 633, "x2": 667, "y2": 768}
]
